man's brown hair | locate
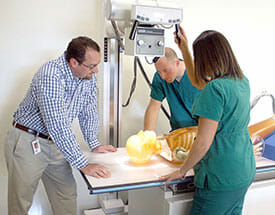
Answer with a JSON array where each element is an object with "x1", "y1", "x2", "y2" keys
[{"x1": 65, "y1": 36, "x2": 100, "y2": 63}]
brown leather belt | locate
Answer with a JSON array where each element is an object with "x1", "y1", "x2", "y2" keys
[{"x1": 13, "y1": 121, "x2": 52, "y2": 141}]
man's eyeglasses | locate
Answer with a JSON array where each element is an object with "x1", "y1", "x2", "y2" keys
[{"x1": 80, "y1": 62, "x2": 98, "y2": 70}]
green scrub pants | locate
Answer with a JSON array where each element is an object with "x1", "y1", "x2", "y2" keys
[{"x1": 190, "y1": 185, "x2": 249, "y2": 215}]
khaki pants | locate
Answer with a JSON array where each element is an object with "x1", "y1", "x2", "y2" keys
[{"x1": 5, "y1": 126, "x2": 77, "y2": 215}]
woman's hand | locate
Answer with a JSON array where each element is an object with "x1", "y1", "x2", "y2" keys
[
  {"x1": 159, "y1": 168, "x2": 187, "y2": 185},
  {"x1": 253, "y1": 140, "x2": 264, "y2": 157},
  {"x1": 174, "y1": 25, "x2": 188, "y2": 50},
  {"x1": 251, "y1": 135, "x2": 265, "y2": 157}
]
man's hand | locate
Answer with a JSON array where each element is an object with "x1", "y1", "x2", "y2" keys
[
  {"x1": 81, "y1": 163, "x2": 111, "y2": 178},
  {"x1": 92, "y1": 145, "x2": 117, "y2": 153}
]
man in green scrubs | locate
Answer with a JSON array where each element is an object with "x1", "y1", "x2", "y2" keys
[{"x1": 144, "y1": 47, "x2": 200, "y2": 131}]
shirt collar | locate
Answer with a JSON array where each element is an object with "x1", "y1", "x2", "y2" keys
[
  {"x1": 175, "y1": 75, "x2": 183, "y2": 83},
  {"x1": 59, "y1": 52, "x2": 76, "y2": 81}
]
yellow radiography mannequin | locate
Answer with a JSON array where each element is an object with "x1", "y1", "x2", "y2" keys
[
  {"x1": 126, "y1": 130, "x2": 161, "y2": 165},
  {"x1": 126, "y1": 115, "x2": 275, "y2": 165}
]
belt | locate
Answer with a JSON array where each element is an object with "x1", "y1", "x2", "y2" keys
[{"x1": 13, "y1": 121, "x2": 52, "y2": 141}]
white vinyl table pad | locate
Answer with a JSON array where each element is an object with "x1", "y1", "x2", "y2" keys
[
  {"x1": 83, "y1": 148, "x2": 193, "y2": 188},
  {"x1": 83, "y1": 148, "x2": 275, "y2": 189}
]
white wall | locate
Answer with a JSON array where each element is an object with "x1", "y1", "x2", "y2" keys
[
  {"x1": 0, "y1": 0, "x2": 103, "y2": 214},
  {"x1": 0, "y1": 0, "x2": 275, "y2": 214}
]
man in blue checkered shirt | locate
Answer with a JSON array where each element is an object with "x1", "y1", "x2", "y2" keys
[{"x1": 5, "y1": 36, "x2": 117, "y2": 215}]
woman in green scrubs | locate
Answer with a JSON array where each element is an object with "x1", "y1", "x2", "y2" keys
[{"x1": 160, "y1": 26, "x2": 256, "y2": 215}]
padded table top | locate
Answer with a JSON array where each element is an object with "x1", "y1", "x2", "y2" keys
[{"x1": 81, "y1": 147, "x2": 275, "y2": 194}]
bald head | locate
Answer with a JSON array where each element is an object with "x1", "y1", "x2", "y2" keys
[
  {"x1": 164, "y1": 47, "x2": 178, "y2": 63},
  {"x1": 154, "y1": 47, "x2": 185, "y2": 83}
]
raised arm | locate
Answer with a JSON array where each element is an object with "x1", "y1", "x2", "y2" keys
[{"x1": 175, "y1": 25, "x2": 205, "y2": 90}]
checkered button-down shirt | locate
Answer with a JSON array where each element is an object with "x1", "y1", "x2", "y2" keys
[{"x1": 14, "y1": 53, "x2": 100, "y2": 169}]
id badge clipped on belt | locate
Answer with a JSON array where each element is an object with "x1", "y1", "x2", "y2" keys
[{"x1": 31, "y1": 135, "x2": 41, "y2": 155}]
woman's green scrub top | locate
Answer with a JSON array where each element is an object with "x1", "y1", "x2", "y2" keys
[{"x1": 192, "y1": 76, "x2": 256, "y2": 191}]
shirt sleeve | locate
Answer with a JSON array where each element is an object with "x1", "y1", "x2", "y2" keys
[
  {"x1": 150, "y1": 72, "x2": 165, "y2": 102},
  {"x1": 36, "y1": 65, "x2": 88, "y2": 170},
  {"x1": 78, "y1": 75, "x2": 100, "y2": 150},
  {"x1": 192, "y1": 80, "x2": 224, "y2": 122}
]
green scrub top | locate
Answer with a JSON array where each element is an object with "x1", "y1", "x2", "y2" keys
[
  {"x1": 150, "y1": 71, "x2": 200, "y2": 130},
  {"x1": 192, "y1": 76, "x2": 256, "y2": 191}
]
